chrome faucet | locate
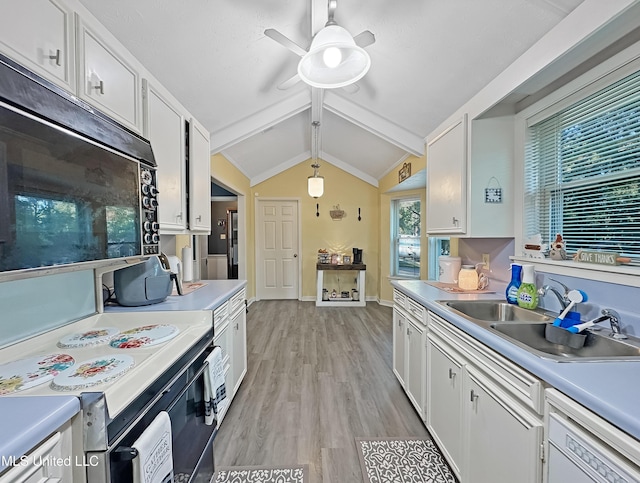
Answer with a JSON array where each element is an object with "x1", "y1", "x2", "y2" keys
[
  {"x1": 602, "y1": 308, "x2": 627, "y2": 339},
  {"x1": 537, "y1": 278, "x2": 571, "y2": 309}
]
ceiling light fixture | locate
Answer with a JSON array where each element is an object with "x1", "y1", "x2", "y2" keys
[
  {"x1": 308, "y1": 162, "x2": 324, "y2": 198},
  {"x1": 308, "y1": 121, "x2": 324, "y2": 198},
  {"x1": 297, "y1": 1, "x2": 371, "y2": 89}
]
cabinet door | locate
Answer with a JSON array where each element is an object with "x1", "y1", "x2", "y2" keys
[
  {"x1": 405, "y1": 318, "x2": 426, "y2": 418},
  {"x1": 77, "y1": 18, "x2": 141, "y2": 132},
  {"x1": 230, "y1": 305, "x2": 247, "y2": 394},
  {"x1": 464, "y1": 366, "x2": 543, "y2": 483},
  {"x1": 427, "y1": 115, "x2": 467, "y2": 234},
  {"x1": 213, "y1": 318, "x2": 232, "y2": 427},
  {"x1": 0, "y1": 0, "x2": 75, "y2": 91},
  {"x1": 392, "y1": 307, "x2": 406, "y2": 387},
  {"x1": 143, "y1": 80, "x2": 187, "y2": 232},
  {"x1": 188, "y1": 117, "x2": 211, "y2": 232},
  {"x1": 427, "y1": 335, "x2": 464, "y2": 478}
]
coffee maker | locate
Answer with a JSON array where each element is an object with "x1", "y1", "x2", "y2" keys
[{"x1": 353, "y1": 248, "x2": 363, "y2": 264}]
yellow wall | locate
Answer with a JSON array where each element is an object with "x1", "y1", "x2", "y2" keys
[
  {"x1": 378, "y1": 154, "x2": 427, "y2": 304},
  {"x1": 210, "y1": 152, "x2": 434, "y2": 304},
  {"x1": 253, "y1": 160, "x2": 379, "y2": 299},
  {"x1": 210, "y1": 153, "x2": 255, "y2": 300}
]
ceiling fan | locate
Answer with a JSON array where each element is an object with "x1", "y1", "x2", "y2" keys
[{"x1": 265, "y1": 0, "x2": 375, "y2": 92}]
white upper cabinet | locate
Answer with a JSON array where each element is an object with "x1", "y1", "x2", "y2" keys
[
  {"x1": 427, "y1": 115, "x2": 467, "y2": 234},
  {"x1": 143, "y1": 79, "x2": 187, "y2": 233},
  {"x1": 188, "y1": 117, "x2": 211, "y2": 233},
  {"x1": 76, "y1": 16, "x2": 141, "y2": 133},
  {"x1": 426, "y1": 114, "x2": 514, "y2": 237},
  {"x1": 0, "y1": 0, "x2": 75, "y2": 91}
]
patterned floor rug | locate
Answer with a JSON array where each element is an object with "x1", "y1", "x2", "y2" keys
[
  {"x1": 213, "y1": 465, "x2": 308, "y2": 483},
  {"x1": 356, "y1": 438, "x2": 456, "y2": 483}
]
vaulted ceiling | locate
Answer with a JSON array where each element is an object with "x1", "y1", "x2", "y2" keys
[{"x1": 78, "y1": 0, "x2": 585, "y2": 187}]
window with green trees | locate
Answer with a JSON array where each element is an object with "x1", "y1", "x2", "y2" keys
[
  {"x1": 392, "y1": 197, "x2": 421, "y2": 278},
  {"x1": 525, "y1": 67, "x2": 640, "y2": 258}
]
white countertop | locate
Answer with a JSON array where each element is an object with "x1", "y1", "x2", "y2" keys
[
  {"x1": 104, "y1": 279, "x2": 247, "y2": 313},
  {"x1": 0, "y1": 396, "x2": 80, "y2": 473},
  {"x1": 392, "y1": 279, "x2": 640, "y2": 442},
  {"x1": 0, "y1": 280, "x2": 245, "y2": 473}
]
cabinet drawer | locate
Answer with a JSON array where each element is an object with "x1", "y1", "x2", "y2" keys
[
  {"x1": 407, "y1": 298, "x2": 427, "y2": 324},
  {"x1": 429, "y1": 312, "x2": 544, "y2": 414},
  {"x1": 230, "y1": 288, "x2": 246, "y2": 314},
  {"x1": 393, "y1": 289, "x2": 407, "y2": 309},
  {"x1": 213, "y1": 301, "x2": 229, "y2": 331}
]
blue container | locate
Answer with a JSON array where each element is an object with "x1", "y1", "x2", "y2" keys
[{"x1": 506, "y1": 264, "x2": 522, "y2": 304}]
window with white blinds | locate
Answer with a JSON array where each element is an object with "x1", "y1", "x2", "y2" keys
[{"x1": 524, "y1": 67, "x2": 640, "y2": 258}]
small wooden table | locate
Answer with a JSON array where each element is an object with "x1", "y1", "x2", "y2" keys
[{"x1": 316, "y1": 263, "x2": 366, "y2": 307}]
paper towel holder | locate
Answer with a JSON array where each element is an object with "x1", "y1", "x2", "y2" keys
[{"x1": 182, "y1": 245, "x2": 194, "y2": 282}]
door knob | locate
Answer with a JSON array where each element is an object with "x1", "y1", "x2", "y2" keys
[{"x1": 294, "y1": 254, "x2": 298, "y2": 257}]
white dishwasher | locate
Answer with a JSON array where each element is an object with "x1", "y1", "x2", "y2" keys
[{"x1": 545, "y1": 389, "x2": 640, "y2": 483}]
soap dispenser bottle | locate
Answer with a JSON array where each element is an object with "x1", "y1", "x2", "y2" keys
[
  {"x1": 505, "y1": 263, "x2": 522, "y2": 304},
  {"x1": 516, "y1": 264, "x2": 538, "y2": 309}
]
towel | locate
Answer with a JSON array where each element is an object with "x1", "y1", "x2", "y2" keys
[
  {"x1": 132, "y1": 411, "x2": 173, "y2": 483},
  {"x1": 204, "y1": 346, "x2": 227, "y2": 426}
]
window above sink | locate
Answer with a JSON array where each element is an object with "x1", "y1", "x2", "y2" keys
[{"x1": 514, "y1": 40, "x2": 640, "y2": 289}]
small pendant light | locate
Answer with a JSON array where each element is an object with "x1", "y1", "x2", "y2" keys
[{"x1": 308, "y1": 162, "x2": 324, "y2": 198}]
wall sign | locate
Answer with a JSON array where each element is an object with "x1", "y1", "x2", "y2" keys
[
  {"x1": 573, "y1": 249, "x2": 630, "y2": 266},
  {"x1": 484, "y1": 187, "x2": 502, "y2": 203},
  {"x1": 398, "y1": 162, "x2": 411, "y2": 183}
]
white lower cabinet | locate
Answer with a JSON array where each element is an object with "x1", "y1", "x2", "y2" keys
[
  {"x1": 230, "y1": 298, "x2": 247, "y2": 395},
  {"x1": 405, "y1": 318, "x2": 426, "y2": 416},
  {"x1": 464, "y1": 366, "x2": 544, "y2": 483},
  {"x1": 427, "y1": 334, "x2": 464, "y2": 476},
  {"x1": 392, "y1": 289, "x2": 427, "y2": 419},
  {"x1": 0, "y1": 420, "x2": 72, "y2": 483},
  {"x1": 212, "y1": 288, "x2": 246, "y2": 428},
  {"x1": 426, "y1": 312, "x2": 544, "y2": 483},
  {"x1": 392, "y1": 296, "x2": 407, "y2": 387}
]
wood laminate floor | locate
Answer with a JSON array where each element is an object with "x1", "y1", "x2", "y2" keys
[{"x1": 213, "y1": 300, "x2": 430, "y2": 483}]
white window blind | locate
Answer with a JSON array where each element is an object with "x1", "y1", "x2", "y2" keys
[{"x1": 525, "y1": 67, "x2": 640, "y2": 257}]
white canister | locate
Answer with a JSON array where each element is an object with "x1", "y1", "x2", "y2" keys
[{"x1": 438, "y1": 256, "x2": 461, "y2": 284}]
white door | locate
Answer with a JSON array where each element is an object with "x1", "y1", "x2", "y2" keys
[{"x1": 256, "y1": 200, "x2": 299, "y2": 299}]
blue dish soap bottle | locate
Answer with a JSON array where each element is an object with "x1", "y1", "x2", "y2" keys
[
  {"x1": 506, "y1": 263, "x2": 522, "y2": 305},
  {"x1": 517, "y1": 264, "x2": 538, "y2": 309}
]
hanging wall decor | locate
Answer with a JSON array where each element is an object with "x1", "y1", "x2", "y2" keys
[
  {"x1": 329, "y1": 204, "x2": 345, "y2": 220},
  {"x1": 484, "y1": 176, "x2": 503, "y2": 203},
  {"x1": 398, "y1": 162, "x2": 411, "y2": 183}
]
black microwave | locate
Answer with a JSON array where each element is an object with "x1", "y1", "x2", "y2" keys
[{"x1": 0, "y1": 53, "x2": 159, "y2": 275}]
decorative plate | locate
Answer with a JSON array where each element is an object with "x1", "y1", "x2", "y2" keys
[
  {"x1": 50, "y1": 354, "x2": 135, "y2": 391},
  {"x1": 0, "y1": 354, "x2": 75, "y2": 395},
  {"x1": 109, "y1": 324, "x2": 179, "y2": 349},
  {"x1": 57, "y1": 327, "x2": 120, "y2": 348}
]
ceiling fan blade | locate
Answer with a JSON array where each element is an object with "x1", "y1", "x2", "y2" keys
[
  {"x1": 341, "y1": 83, "x2": 360, "y2": 94},
  {"x1": 277, "y1": 74, "x2": 301, "y2": 90},
  {"x1": 264, "y1": 29, "x2": 307, "y2": 57},
  {"x1": 353, "y1": 30, "x2": 375, "y2": 48}
]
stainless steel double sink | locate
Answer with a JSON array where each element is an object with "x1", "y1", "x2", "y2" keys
[{"x1": 438, "y1": 300, "x2": 640, "y2": 362}]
